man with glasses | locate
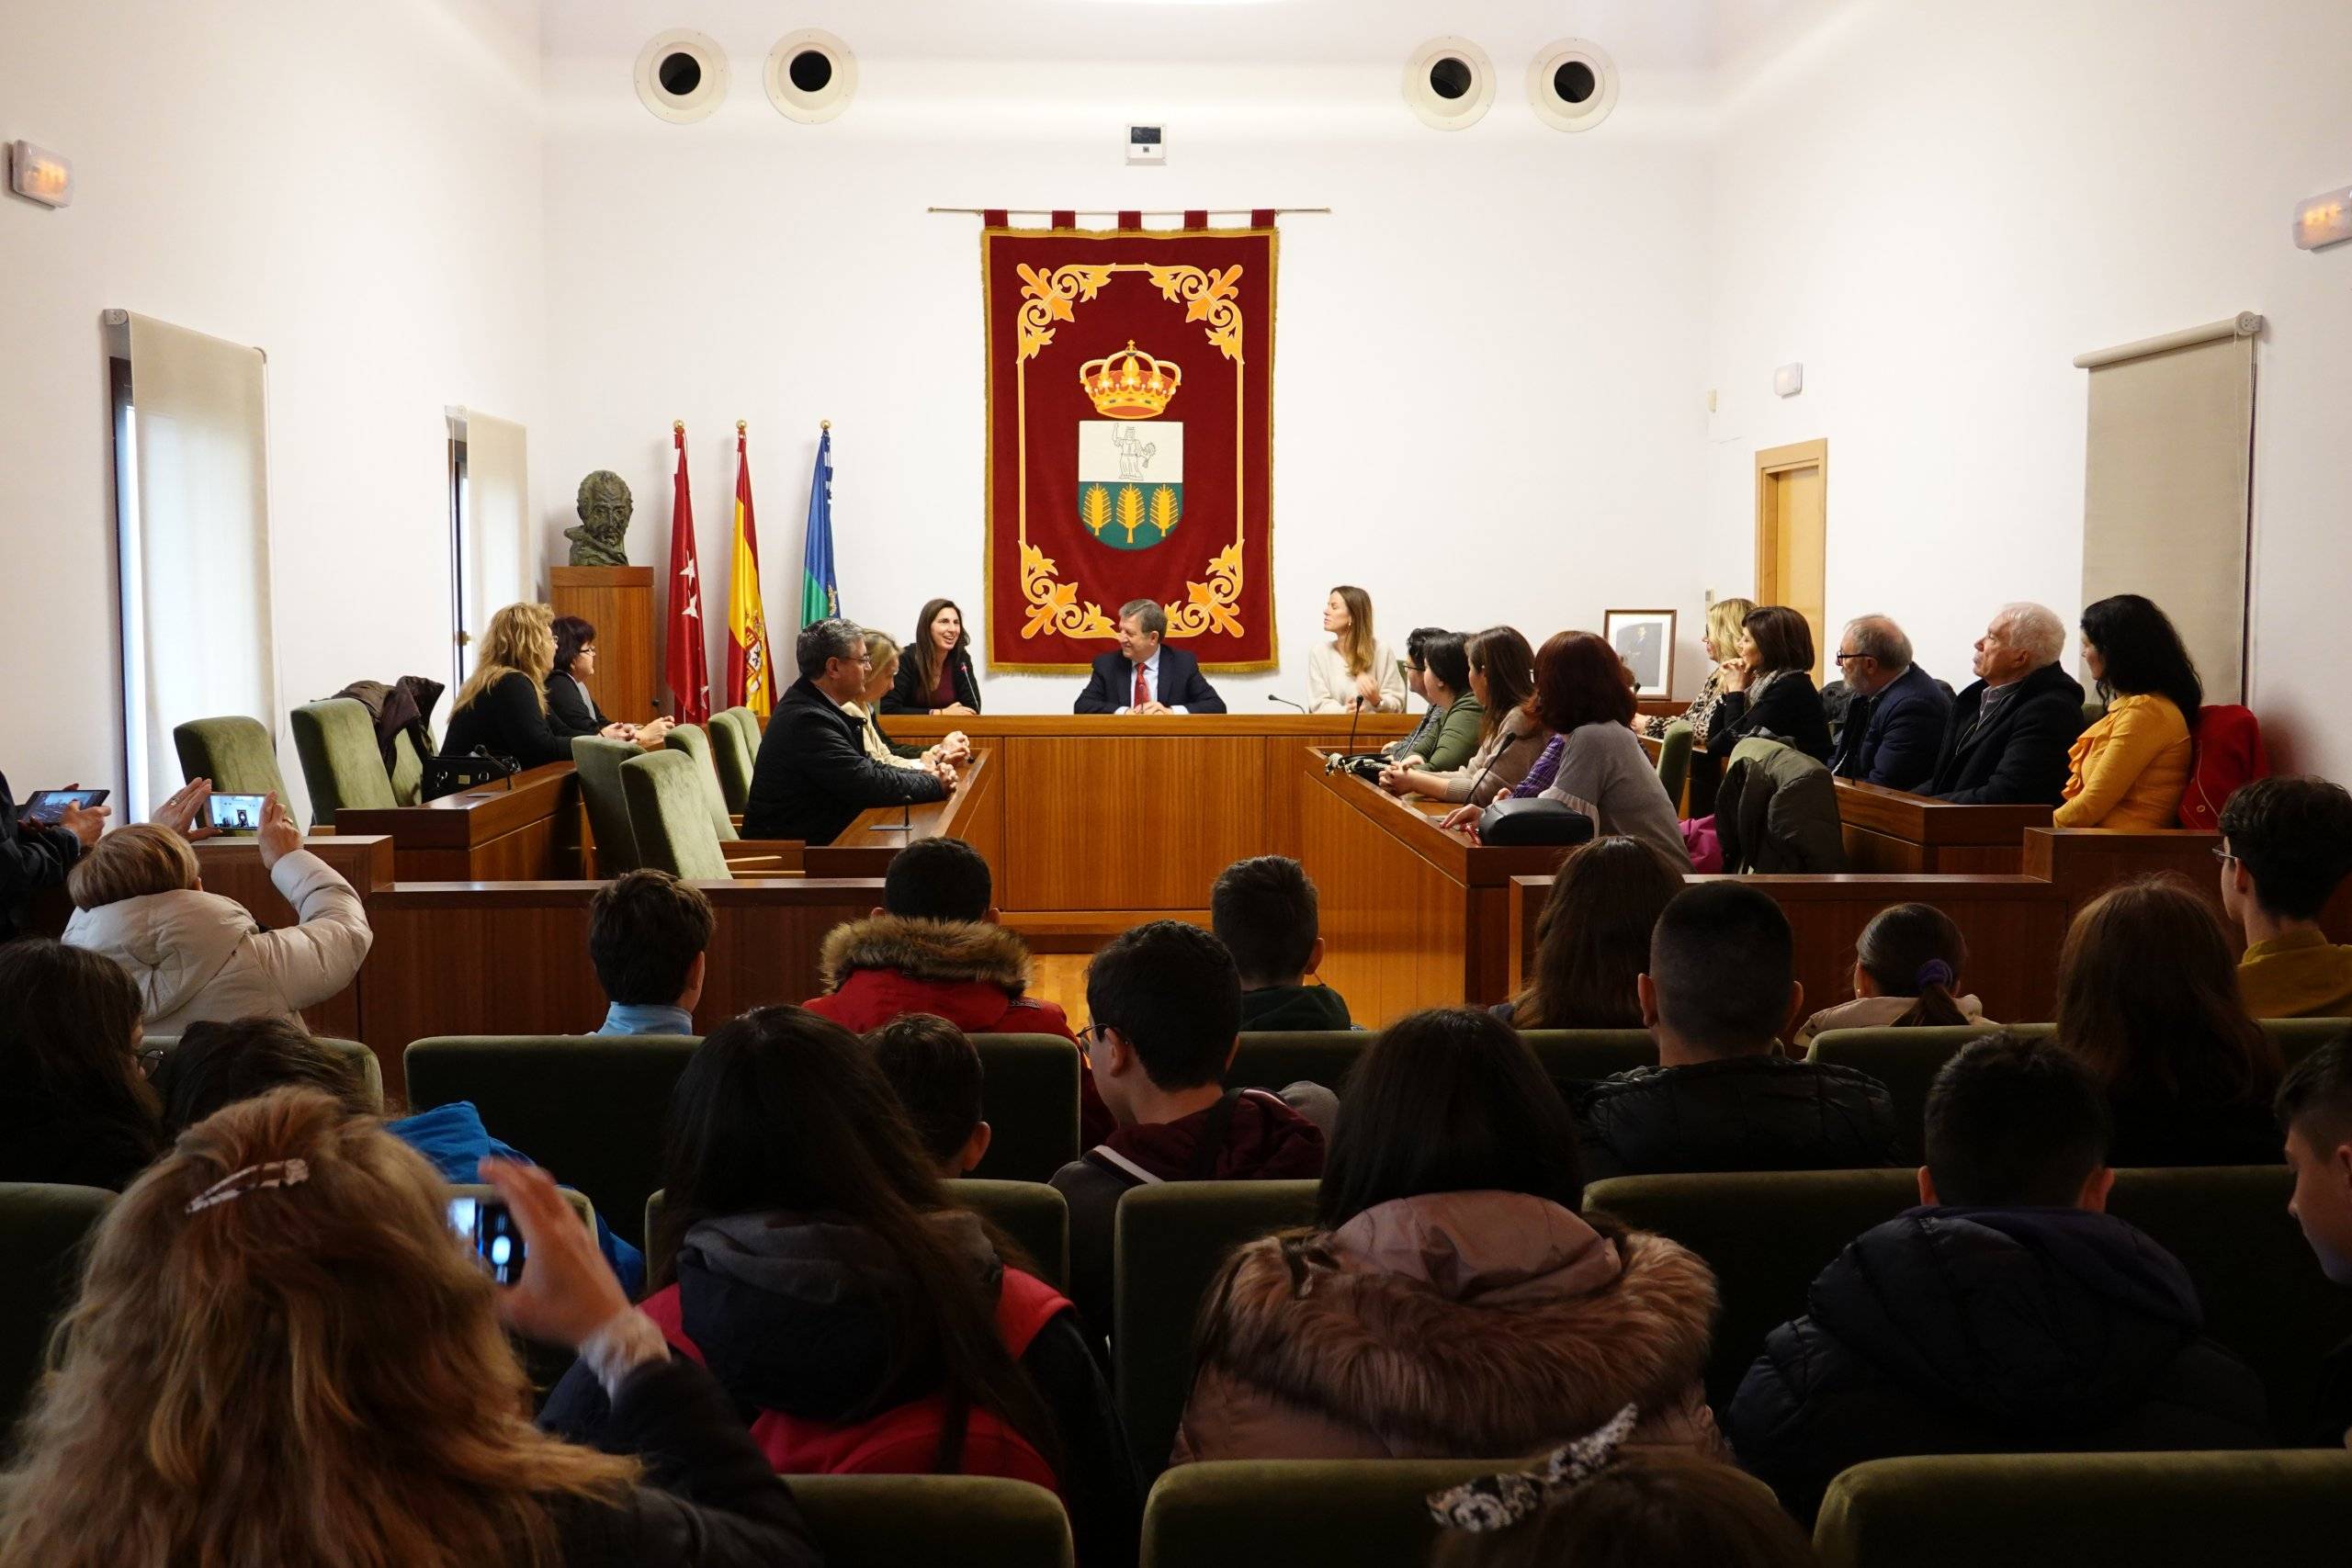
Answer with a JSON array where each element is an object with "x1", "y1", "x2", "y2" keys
[
  {"x1": 1826, "y1": 615, "x2": 1951, "y2": 792},
  {"x1": 743, "y1": 617, "x2": 953, "y2": 842},
  {"x1": 2217, "y1": 777, "x2": 2352, "y2": 1019}
]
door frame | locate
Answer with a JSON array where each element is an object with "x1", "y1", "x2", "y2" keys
[{"x1": 1754, "y1": 438, "x2": 1829, "y2": 680}]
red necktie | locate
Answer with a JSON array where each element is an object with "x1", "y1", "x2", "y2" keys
[{"x1": 1133, "y1": 661, "x2": 1149, "y2": 709}]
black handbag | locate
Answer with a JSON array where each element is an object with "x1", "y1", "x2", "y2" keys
[
  {"x1": 422, "y1": 748, "x2": 520, "y2": 800},
  {"x1": 1477, "y1": 796, "x2": 1597, "y2": 846}
]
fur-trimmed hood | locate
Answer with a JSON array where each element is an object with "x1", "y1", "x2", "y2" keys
[
  {"x1": 1173, "y1": 1190, "x2": 1724, "y2": 1463},
  {"x1": 817, "y1": 915, "x2": 1034, "y2": 995}
]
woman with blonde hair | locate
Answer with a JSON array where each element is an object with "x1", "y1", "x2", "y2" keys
[
  {"x1": 442, "y1": 601, "x2": 577, "y2": 772},
  {"x1": 1307, "y1": 584, "x2": 1407, "y2": 714},
  {"x1": 851, "y1": 628, "x2": 971, "y2": 776},
  {"x1": 1638, "y1": 596, "x2": 1755, "y2": 747},
  {"x1": 0, "y1": 1089, "x2": 818, "y2": 1567},
  {"x1": 62, "y1": 805, "x2": 370, "y2": 1035}
]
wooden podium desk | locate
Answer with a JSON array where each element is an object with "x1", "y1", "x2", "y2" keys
[
  {"x1": 1299, "y1": 749, "x2": 1586, "y2": 1025},
  {"x1": 880, "y1": 714, "x2": 1415, "y2": 936},
  {"x1": 336, "y1": 763, "x2": 585, "y2": 882},
  {"x1": 1833, "y1": 778, "x2": 2052, "y2": 874},
  {"x1": 804, "y1": 751, "x2": 1003, "y2": 880}
]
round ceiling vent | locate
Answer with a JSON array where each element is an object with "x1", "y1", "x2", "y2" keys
[
  {"x1": 765, "y1": 29, "x2": 858, "y2": 124},
  {"x1": 635, "y1": 30, "x2": 729, "y2": 125},
  {"x1": 1403, "y1": 38, "x2": 1495, "y2": 132},
  {"x1": 1528, "y1": 37, "x2": 1620, "y2": 132}
]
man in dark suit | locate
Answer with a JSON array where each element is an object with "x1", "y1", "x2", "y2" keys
[
  {"x1": 1073, "y1": 599, "x2": 1227, "y2": 716},
  {"x1": 1827, "y1": 615, "x2": 1951, "y2": 792},
  {"x1": 743, "y1": 618, "x2": 951, "y2": 843},
  {"x1": 1928, "y1": 602, "x2": 2088, "y2": 806}
]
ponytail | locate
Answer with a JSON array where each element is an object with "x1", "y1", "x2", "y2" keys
[
  {"x1": 1857, "y1": 903, "x2": 1970, "y2": 1029},
  {"x1": 1891, "y1": 957, "x2": 1970, "y2": 1027}
]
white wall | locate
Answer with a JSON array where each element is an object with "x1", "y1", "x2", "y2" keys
[
  {"x1": 1706, "y1": 0, "x2": 2352, "y2": 775},
  {"x1": 0, "y1": 0, "x2": 546, "y2": 815},
  {"x1": 536, "y1": 24, "x2": 1720, "y2": 711}
]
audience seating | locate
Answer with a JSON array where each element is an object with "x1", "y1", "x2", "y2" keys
[
  {"x1": 289, "y1": 698, "x2": 402, "y2": 826},
  {"x1": 0, "y1": 1182, "x2": 113, "y2": 1440},
  {"x1": 172, "y1": 715, "x2": 298, "y2": 825},
  {"x1": 145, "y1": 1033, "x2": 384, "y2": 1115},
  {"x1": 662, "y1": 724, "x2": 742, "y2": 841},
  {"x1": 1114, "y1": 1179, "x2": 1319, "y2": 1476},
  {"x1": 620, "y1": 748, "x2": 735, "y2": 879},
  {"x1": 707, "y1": 707, "x2": 759, "y2": 815},
  {"x1": 1656, "y1": 718, "x2": 1694, "y2": 811},
  {"x1": 1225, "y1": 1028, "x2": 1656, "y2": 1102},
  {"x1": 642, "y1": 1179, "x2": 1069, "y2": 1292},
  {"x1": 403, "y1": 1034, "x2": 699, "y2": 1247},
  {"x1": 1812, "y1": 1450, "x2": 2352, "y2": 1568},
  {"x1": 571, "y1": 735, "x2": 643, "y2": 874},
  {"x1": 968, "y1": 1033, "x2": 1083, "y2": 1185},
  {"x1": 1522, "y1": 1028, "x2": 1658, "y2": 1087},
  {"x1": 1141, "y1": 1459, "x2": 1556, "y2": 1568},
  {"x1": 788, "y1": 1474, "x2": 1073, "y2": 1568}
]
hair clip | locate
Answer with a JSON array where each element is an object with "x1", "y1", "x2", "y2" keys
[
  {"x1": 1917, "y1": 959, "x2": 1957, "y2": 989},
  {"x1": 186, "y1": 1158, "x2": 311, "y2": 1214},
  {"x1": 1426, "y1": 1404, "x2": 1639, "y2": 1532}
]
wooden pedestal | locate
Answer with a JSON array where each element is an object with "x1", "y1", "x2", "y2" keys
[{"x1": 550, "y1": 566, "x2": 656, "y2": 726}]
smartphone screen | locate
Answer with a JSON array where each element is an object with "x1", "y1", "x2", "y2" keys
[
  {"x1": 205, "y1": 793, "x2": 267, "y2": 833},
  {"x1": 447, "y1": 1196, "x2": 526, "y2": 1284},
  {"x1": 20, "y1": 788, "x2": 107, "y2": 825}
]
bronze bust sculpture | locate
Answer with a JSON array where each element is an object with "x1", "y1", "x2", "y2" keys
[{"x1": 565, "y1": 470, "x2": 633, "y2": 567}]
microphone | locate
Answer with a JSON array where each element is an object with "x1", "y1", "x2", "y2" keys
[
  {"x1": 1326, "y1": 695, "x2": 1367, "y2": 775},
  {"x1": 1451, "y1": 716, "x2": 1514, "y2": 823},
  {"x1": 1266, "y1": 694, "x2": 1306, "y2": 713}
]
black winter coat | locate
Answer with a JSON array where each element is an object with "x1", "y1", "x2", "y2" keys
[
  {"x1": 1928, "y1": 660, "x2": 2088, "y2": 805},
  {"x1": 742, "y1": 676, "x2": 947, "y2": 843},
  {"x1": 882, "y1": 643, "x2": 981, "y2": 715},
  {"x1": 1726, "y1": 1206, "x2": 2271, "y2": 1523},
  {"x1": 1, "y1": 772, "x2": 82, "y2": 944},
  {"x1": 1708, "y1": 672, "x2": 1833, "y2": 761},
  {"x1": 1572, "y1": 1055, "x2": 1901, "y2": 1181}
]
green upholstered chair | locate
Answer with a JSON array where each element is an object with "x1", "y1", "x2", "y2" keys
[
  {"x1": 662, "y1": 725, "x2": 741, "y2": 842},
  {"x1": 621, "y1": 748, "x2": 734, "y2": 881},
  {"x1": 948, "y1": 1179, "x2": 1070, "y2": 1291},
  {"x1": 403, "y1": 1034, "x2": 700, "y2": 1248},
  {"x1": 1227, "y1": 1031, "x2": 1365, "y2": 1096},
  {"x1": 1806, "y1": 1023, "x2": 2006, "y2": 1157},
  {"x1": 789, "y1": 1475, "x2": 1073, "y2": 1568},
  {"x1": 2108, "y1": 1166, "x2": 2352, "y2": 1438},
  {"x1": 1522, "y1": 1028, "x2": 1659, "y2": 1090},
  {"x1": 1656, "y1": 719, "x2": 1695, "y2": 813},
  {"x1": 0, "y1": 1182, "x2": 113, "y2": 1439},
  {"x1": 173, "y1": 715, "x2": 299, "y2": 826},
  {"x1": 968, "y1": 1034, "x2": 1083, "y2": 1185},
  {"x1": 1813, "y1": 1449, "x2": 2352, "y2": 1568},
  {"x1": 1115, "y1": 1179, "x2": 1320, "y2": 1477},
  {"x1": 144, "y1": 1032, "x2": 385, "y2": 1116},
  {"x1": 571, "y1": 736, "x2": 643, "y2": 877},
  {"x1": 389, "y1": 724, "x2": 430, "y2": 807},
  {"x1": 706, "y1": 708, "x2": 759, "y2": 815},
  {"x1": 1584, "y1": 1168, "x2": 1919, "y2": 1408},
  {"x1": 289, "y1": 698, "x2": 399, "y2": 827},
  {"x1": 2262, "y1": 1016, "x2": 2350, "y2": 1069}
]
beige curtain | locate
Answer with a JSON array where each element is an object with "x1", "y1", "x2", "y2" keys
[
  {"x1": 458, "y1": 409, "x2": 532, "y2": 652},
  {"x1": 2076, "y1": 313, "x2": 2260, "y2": 702}
]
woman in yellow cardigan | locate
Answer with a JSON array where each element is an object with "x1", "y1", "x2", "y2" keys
[{"x1": 2054, "y1": 593, "x2": 2199, "y2": 829}]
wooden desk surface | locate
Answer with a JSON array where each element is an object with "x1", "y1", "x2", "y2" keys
[
  {"x1": 1834, "y1": 777, "x2": 2052, "y2": 874},
  {"x1": 804, "y1": 750, "x2": 1003, "y2": 879},
  {"x1": 334, "y1": 763, "x2": 584, "y2": 880},
  {"x1": 882, "y1": 713, "x2": 1420, "y2": 740}
]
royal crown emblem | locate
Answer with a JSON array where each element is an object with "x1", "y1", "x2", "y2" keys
[{"x1": 1080, "y1": 340, "x2": 1182, "y2": 420}]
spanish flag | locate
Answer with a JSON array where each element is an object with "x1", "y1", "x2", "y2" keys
[{"x1": 726, "y1": 422, "x2": 775, "y2": 716}]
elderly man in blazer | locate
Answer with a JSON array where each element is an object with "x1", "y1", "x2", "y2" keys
[
  {"x1": 1928, "y1": 602, "x2": 2089, "y2": 806},
  {"x1": 1827, "y1": 615, "x2": 1951, "y2": 793},
  {"x1": 1073, "y1": 599, "x2": 1227, "y2": 716},
  {"x1": 744, "y1": 618, "x2": 954, "y2": 843}
]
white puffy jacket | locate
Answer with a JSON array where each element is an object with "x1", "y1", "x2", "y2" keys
[{"x1": 62, "y1": 849, "x2": 373, "y2": 1034}]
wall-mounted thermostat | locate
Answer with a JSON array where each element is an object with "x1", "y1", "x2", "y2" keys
[{"x1": 1126, "y1": 125, "x2": 1165, "y2": 165}]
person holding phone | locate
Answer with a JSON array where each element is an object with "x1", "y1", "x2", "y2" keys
[
  {"x1": 0, "y1": 1088, "x2": 822, "y2": 1567},
  {"x1": 2, "y1": 771, "x2": 107, "y2": 943}
]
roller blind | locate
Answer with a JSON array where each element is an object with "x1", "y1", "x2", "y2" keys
[
  {"x1": 107, "y1": 310, "x2": 276, "y2": 817},
  {"x1": 2076, "y1": 313, "x2": 2260, "y2": 702},
  {"x1": 459, "y1": 409, "x2": 532, "y2": 655}
]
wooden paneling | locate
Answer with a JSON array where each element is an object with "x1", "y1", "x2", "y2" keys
[
  {"x1": 804, "y1": 751, "x2": 1003, "y2": 880},
  {"x1": 191, "y1": 835, "x2": 395, "y2": 1041},
  {"x1": 550, "y1": 565, "x2": 657, "y2": 725},
  {"x1": 1833, "y1": 779, "x2": 2052, "y2": 874},
  {"x1": 337, "y1": 762, "x2": 585, "y2": 882}
]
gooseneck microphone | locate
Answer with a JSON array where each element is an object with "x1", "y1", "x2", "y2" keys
[{"x1": 1267, "y1": 694, "x2": 1306, "y2": 713}]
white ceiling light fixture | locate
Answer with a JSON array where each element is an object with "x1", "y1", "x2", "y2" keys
[
  {"x1": 766, "y1": 29, "x2": 858, "y2": 124},
  {"x1": 635, "y1": 29, "x2": 729, "y2": 124},
  {"x1": 1403, "y1": 37, "x2": 1495, "y2": 132},
  {"x1": 1527, "y1": 37, "x2": 1619, "y2": 132}
]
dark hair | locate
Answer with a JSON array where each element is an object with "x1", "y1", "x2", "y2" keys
[
  {"x1": 1533, "y1": 630, "x2": 1639, "y2": 733},
  {"x1": 882, "y1": 837, "x2": 993, "y2": 923},
  {"x1": 1210, "y1": 856, "x2": 1319, "y2": 987},
  {"x1": 1404, "y1": 626, "x2": 1447, "y2": 669},
  {"x1": 1317, "y1": 1008, "x2": 1584, "y2": 1228},
  {"x1": 2222, "y1": 776, "x2": 2352, "y2": 920},
  {"x1": 1085, "y1": 920, "x2": 1241, "y2": 1091},
  {"x1": 1513, "y1": 838, "x2": 1684, "y2": 1030},
  {"x1": 1429, "y1": 1451, "x2": 1817, "y2": 1568},
  {"x1": 2080, "y1": 593, "x2": 2201, "y2": 727},
  {"x1": 1466, "y1": 626, "x2": 1537, "y2": 745},
  {"x1": 152, "y1": 1017, "x2": 370, "y2": 1133},
  {"x1": 2054, "y1": 875, "x2": 2279, "y2": 1103},
  {"x1": 652, "y1": 1006, "x2": 1057, "y2": 1470},
  {"x1": 2277, "y1": 1029, "x2": 2352, "y2": 1151},
  {"x1": 0, "y1": 940, "x2": 162, "y2": 1167},
  {"x1": 587, "y1": 870, "x2": 714, "y2": 1008},
  {"x1": 550, "y1": 615, "x2": 596, "y2": 676},
  {"x1": 867, "y1": 1014, "x2": 984, "y2": 1168},
  {"x1": 909, "y1": 598, "x2": 967, "y2": 702},
  {"x1": 1741, "y1": 605, "x2": 1815, "y2": 677},
  {"x1": 1924, "y1": 1032, "x2": 2111, "y2": 1207},
  {"x1": 1854, "y1": 903, "x2": 1970, "y2": 1027},
  {"x1": 1419, "y1": 630, "x2": 1471, "y2": 700},
  {"x1": 1646, "y1": 883, "x2": 1795, "y2": 1054}
]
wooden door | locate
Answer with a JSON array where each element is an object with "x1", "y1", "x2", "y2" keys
[{"x1": 1755, "y1": 439, "x2": 1828, "y2": 681}]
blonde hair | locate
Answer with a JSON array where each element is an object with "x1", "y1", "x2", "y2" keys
[
  {"x1": 861, "y1": 628, "x2": 902, "y2": 697},
  {"x1": 1705, "y1": 597, "x2": 1757, "y2": 661},
  {"x1": 67, "y1": 823, "x2": 199, "y2": 909},
  {"x1": 455, "y1": 602, "x2": 557, "y2": 716},
  {"x1": 0, "y1": 1089, "x2": 637, "y2": 1567},
  {"x1": 1331, "y1": 584, "x2": 1376, "y2": 676}
]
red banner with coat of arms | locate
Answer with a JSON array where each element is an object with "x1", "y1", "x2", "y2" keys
[{"x1": 983, "y1": 221, "x2": 1277, "y2": 671}]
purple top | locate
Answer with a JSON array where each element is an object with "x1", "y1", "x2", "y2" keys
[{"x1": 1510, "y1": 734, "x2": 1566, "y2": 798}]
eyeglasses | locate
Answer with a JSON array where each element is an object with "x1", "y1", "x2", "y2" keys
[
  {"x1": 1078, "y1": 1023, "x2": 1109, "y2": 1060},
  {"x1": 1833, "y1": 651, "x2": 1867, "y2": 664}
]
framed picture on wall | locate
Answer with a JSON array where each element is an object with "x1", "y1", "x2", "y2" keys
[{"x1": 1603, "y1": 609, "x2": 1677, "y2": 699}]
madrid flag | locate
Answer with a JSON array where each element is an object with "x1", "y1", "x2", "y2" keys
[
  {"x1": 727, "y1": 422, "x2": 776, "y2": 716},
  {"x1": 664, "y1": 423, "x2": 710, "y2": 724}
]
